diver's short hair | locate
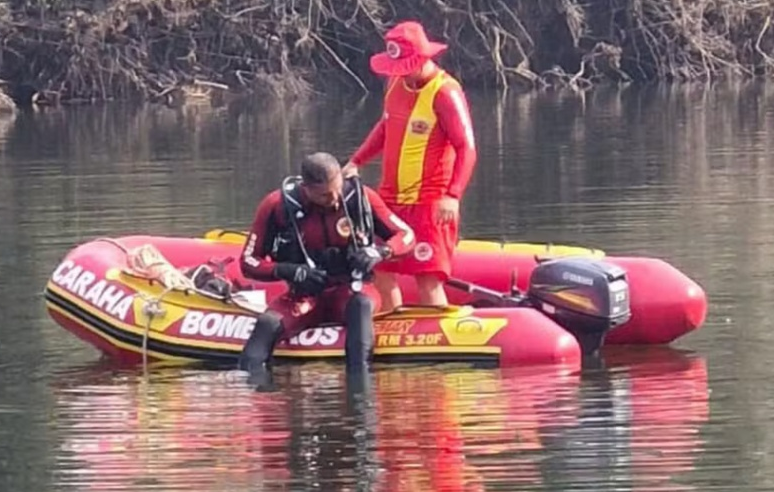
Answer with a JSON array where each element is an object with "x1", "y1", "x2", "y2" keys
[{"x1": 300, "y1": 152, "x2": 341, "y2": 185}]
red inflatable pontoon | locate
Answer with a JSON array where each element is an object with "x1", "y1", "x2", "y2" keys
[{"x1": 43, "y1": 229, "x2": 707, "y2": 369}]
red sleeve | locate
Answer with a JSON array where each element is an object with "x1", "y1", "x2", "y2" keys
[
  {"x1": 350, "y1": 78, "x2": 394, "y2": 166},
  {"x1": 240, "y1": 190, "x2": 283, "y2": 281},
  {"x1": 365, "y1": 187, "x2": 416, "y2": 257},
  {"x1": 434, "y1": 83, "x2": 477, "y2": 199},
  {"x1": 350, "y1": 117, "x2": 386, "y2": 166}
]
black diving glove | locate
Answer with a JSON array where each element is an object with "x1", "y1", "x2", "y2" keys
[
  {"x1": 274, "y1": 263, "x2": 328, "y2": 296},
  {"x1": 348, "y1": 245, "x2": 391, "y2": 275}
]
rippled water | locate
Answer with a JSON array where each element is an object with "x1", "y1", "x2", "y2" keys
[
  {"x1": 46, "y1": 348, "x2": 707, "y2": 492},
  {"x1": 3, "y1": 82, "x2": 774, "y2": 490}
]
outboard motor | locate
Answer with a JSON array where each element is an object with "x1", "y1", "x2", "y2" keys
[{"x1": 526, "y1": 257, "x2": 631, "y2": 358}]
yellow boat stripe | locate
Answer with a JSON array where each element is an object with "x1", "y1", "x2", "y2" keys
[
  {"x1": 201, "y1": 229, "x2": 606, "y2": 257},
  {"x1": 46, "y1": 301, "x2": 194, "y2": 361},
  {"x1": 374, "y1": 304, "x2": 475, "y2": 320},
  {"x1": 48, "y1": 286, "x2": 504, "y2": 360},
  {"x1": 456, "y1": 239, "x2": 605, "y2": 258},
  {"x1": 203, "y1": 229, "x2": 248, "y2": 245},
  {"x1": 47, "y1": 297, "x2": 345, "y2": 360},
  {"x1": 376, "y1": 345, "x2": 501, "y2": 355},
  {"x1": 47, "y1": 284, "x2": 243, "y2": 351},
  {"x1": 273, "y1": 345, "x2": 501, "y2": 358},
  {"x1": 273, "y1": 349, "x2": 342, "y2": 357}
]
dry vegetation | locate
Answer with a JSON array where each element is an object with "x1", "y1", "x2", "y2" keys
[{"x1": 0, "y1": 0, "x2": 771, "y2": 106}]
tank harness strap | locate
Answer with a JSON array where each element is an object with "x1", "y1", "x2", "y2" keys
[
  {"x1": 280, "y1": 175, "x2": 374, "y2": 269},
  {"x1": 343, "y1": 175, "x2": 374, "y2": 248},
  {"x1": 281, "y1": 176, "x2": 317, "y2": 269}
]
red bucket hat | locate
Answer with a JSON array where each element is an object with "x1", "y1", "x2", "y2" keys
[{"x1": 370, "y1": 21, "x2": 448, "y2": 77}]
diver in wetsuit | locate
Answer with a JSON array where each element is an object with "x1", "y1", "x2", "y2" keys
[{"x1": 237, "y1": 152, "x2": 416, "y2": 382}]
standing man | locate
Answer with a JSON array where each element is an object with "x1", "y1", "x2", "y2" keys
[{"x1": 343, "y1": 20, "x2": 477, "y2": 311}]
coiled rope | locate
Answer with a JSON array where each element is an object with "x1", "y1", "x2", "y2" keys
[{"x1": 93, "y1": 239, "x2": 197, "y2": 369}]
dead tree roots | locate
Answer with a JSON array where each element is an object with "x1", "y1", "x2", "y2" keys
[{"x1": 0, "y1": 0, "x2": 771, "y2": 106}]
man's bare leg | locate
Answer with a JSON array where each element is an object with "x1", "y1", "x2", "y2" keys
[
  {"x1": 415, "y1": 273, "x2": 448, "y2": 307},
  {"x1": 374, "y1": 271, "x2": 402, "y2": 312}
]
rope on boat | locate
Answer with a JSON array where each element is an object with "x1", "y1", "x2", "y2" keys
[
  {"x1": 125, "y1": 244, "x2": 198, "y2": 369},
  {"x1": 93, "y1": 237, "x2": 132, "y2": 257},
  {"x1": 92, "y1": 239, "x2": 199, "y2": 369},
  {"x1": 56, "y1": 239, "x2": 260, "y2": 368},
  {"x1": 137, "y1": 287, "x2": 174, "y2": 369}
]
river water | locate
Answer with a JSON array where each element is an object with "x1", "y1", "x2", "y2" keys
[{"x1": 1, "y1": 82, "x2": 773, "y2": 491}]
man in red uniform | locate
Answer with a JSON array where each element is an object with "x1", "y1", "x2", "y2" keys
[
  {"x1": 238, "y1": 152, "x2": 415, "y2": 381},
  {"x1": 343, "y1": 20, "x2": 477, "y2": 311}
]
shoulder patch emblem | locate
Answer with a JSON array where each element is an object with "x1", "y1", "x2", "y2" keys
[{"x1": 336, "y1": 217, "x2": 352, "y2": 238}]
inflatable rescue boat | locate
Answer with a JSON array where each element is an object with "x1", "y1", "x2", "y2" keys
[{"x1": 43, "y1": 229, "x2": 707, "y2": 368}]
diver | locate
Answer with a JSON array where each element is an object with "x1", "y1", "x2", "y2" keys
[{"x1": 237, "y1": 152, "x2": 416, "y2": 386}]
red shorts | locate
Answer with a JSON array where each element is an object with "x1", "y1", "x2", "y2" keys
[
  {"x1": 267, "y1": 283, "x2": 381, "y2": 340},
  {"x1": 377, "y1": 202, "x2": 459, "y2": 280}
]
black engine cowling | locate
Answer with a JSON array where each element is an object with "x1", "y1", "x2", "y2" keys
[{"x1": 526, "y1": 257, "x2": 631, "y2": 357}]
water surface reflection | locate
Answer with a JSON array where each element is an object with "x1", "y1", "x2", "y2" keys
[
  {"x1": 2, "y1": 83, "x2": 774, "y2": 490},
  {"x1": 51, "y1": 348, "x2": 707, "y2": 491}
]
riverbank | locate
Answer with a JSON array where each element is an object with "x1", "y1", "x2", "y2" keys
[{"x1": 0, "y1": 0, "x2": 772, "y2": 107}]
